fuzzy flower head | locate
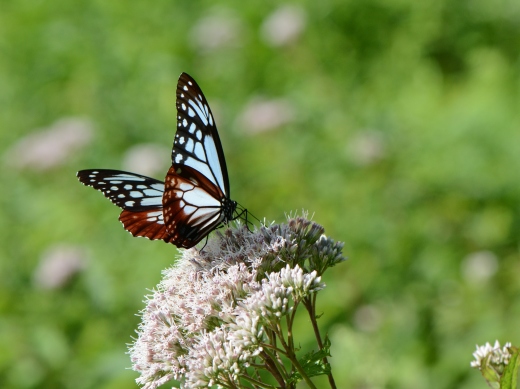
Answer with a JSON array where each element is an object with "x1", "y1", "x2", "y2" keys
[
  {"x1": 129, "y1": 215, "x2": 345, "y2": 389},
  {"x1": 471, "y1": 340, "x2": 514, "y2": 387}
]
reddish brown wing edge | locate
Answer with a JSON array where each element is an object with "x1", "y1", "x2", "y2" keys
[{"x1": 118, "y1": 209, "x2": 172, "y2": 242}]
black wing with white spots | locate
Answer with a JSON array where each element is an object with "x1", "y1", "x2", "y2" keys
[
  {"x1": 173, "y1": 73, "x2": 230, "y2": 197},
  {"x1": 77, "y1": 170, "x2": 171, "y2": 242},
  {"x1": 161, "y1": 73, "x2": 238, "y2": 247},
  {"x1": 77, "y1": 170, "x2": 164, "y2": 211}
]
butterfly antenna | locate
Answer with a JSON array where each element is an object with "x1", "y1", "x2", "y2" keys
[{"x1": 234, "y1": 203, "x2": 259, "y2": 232}]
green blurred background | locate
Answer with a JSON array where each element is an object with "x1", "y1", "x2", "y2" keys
[{"x1": 1, "y1": 0, "x2": 520, "y2": 388}]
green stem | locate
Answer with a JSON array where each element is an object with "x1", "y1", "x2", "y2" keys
[
  {"x1": 303, "y1": 295, "x2": 337, "y2": 389},
  {"x1": 275, "y1": 324, "x2": 318, "y2": 389},
  {"x1": 261, "y1": 342, "x2": 289, "y2": 356},
  {"x1": 265, "y1": 327, "x2": 289, "y2": 381},
  {"x1": 260, "y1": 350, "x2": 287, "y2": 388},
  {"x1": 286, "y1": 302, "x2": 299, "y2": 353},
  {"x1": 240, "y1": 374, "x2": 278, "y2": 389},
  {"x1": 219, "y1": 377, "x2": 237, "y2": 389}
]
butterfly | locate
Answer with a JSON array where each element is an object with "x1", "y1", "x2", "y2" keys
[{"x1": 77, "y1": 73, "x2": 246, "y2": 249}]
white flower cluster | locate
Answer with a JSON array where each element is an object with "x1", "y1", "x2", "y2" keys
[
  {"x1": 237, "y1": 265, "x2": 323, "y2": 328},
  {"x1": 185, "y1": 327, "x2": 244, "y2": 388},
  {"x1": 470, "y1": 340, "x2": 512, "y2": 369},
  {"x1": 129, "y1": 217, "x2": 344, "y2": 389}
]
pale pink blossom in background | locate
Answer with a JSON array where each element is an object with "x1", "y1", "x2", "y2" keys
[
  {"x1": 33, "y1": 244, "x2": 88, "y2": 289},
  {"x1": 261, "y1": 5, "x2": 307, "y2": 47},
  {"x1": 353, "y1": 304, "x2": 382, "y2": 333},
  {"x1": 5, "y1": 117, "x2": 93, "y2": 171},
  {"x1": 122, "y1": 143, "x2": 170, "y2": 177},
  {"x1": 190, "y1": 9, "x2": 243, "y2": 52},
  {"x1": 347, "y1": 130, "x2": 386, "y2": 166},
  {"x1": 238, "y1": 97, "x2": 295, "y2": 133},
  {"x1": 461, "y1": 250, "x2": 498, "y2": 284}
]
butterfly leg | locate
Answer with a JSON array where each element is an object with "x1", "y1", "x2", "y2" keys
[{"x1": 233, "y1": 205, "x2": 258, "y2": 232}]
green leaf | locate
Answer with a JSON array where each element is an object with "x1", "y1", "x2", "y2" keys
[
  {"x1": 500, "y1": 347, "x2": 519, "y2": 389},
  {"x1": 288, "y1": 336, "x2": 332, "y2": 384}
]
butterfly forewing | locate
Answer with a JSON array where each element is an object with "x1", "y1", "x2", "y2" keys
[
  {"x1": 77, "y1": 170, "x2": 164, "y2": 210},
  {"x1": 173, "y1": 73, "x2": 230, "y2": 197},
  {"x1": 77, "y1": 169, "x2": 170, "y2": 241}
]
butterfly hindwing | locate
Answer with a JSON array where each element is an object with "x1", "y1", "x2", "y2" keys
[
  {"x1": 119, "y1": 209, "x2": 170, "y2": 242},
  {"x1": 163, "y1": 165, "x2": 228, "y2": 248}
]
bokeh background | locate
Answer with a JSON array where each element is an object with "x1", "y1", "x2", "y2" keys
[{"x1": 1, "y1": 0, "x2": 520, "y2": 388}]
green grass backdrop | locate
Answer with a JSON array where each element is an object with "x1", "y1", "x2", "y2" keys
[{"x1": 1, "y1": 0, "x2": 520, "y2": 388}]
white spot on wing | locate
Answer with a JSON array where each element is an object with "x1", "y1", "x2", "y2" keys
[
  {"x1": 140, "y1": 197, "x2": 162, "y2": 206},
  {"x1": 125, "y1": 201, "x2": 135, "y2": 207},
  {"x1": 143, "y1": 189, "x2": 162, "y2": 197},
  {"x1": 130, "y1": 191, "x2": 144, "y2": 198}
]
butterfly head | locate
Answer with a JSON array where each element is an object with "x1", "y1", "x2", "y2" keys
[{"x1": 223, "y1": 198, "x2": 238, "y2": 223}]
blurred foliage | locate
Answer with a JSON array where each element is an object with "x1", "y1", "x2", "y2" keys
[{"x1": 1, "y1": 0, "x2": 519, "y2": 388}]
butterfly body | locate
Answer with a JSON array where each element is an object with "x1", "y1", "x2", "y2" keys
[{"x1": 77, "y1": 73, "x2": 242, "y2": 249}]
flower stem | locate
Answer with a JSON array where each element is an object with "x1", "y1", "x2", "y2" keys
[
  {"x1": 275, "y1": 324, "x2": 318, "y2": 389},
  {"x1": 260, "y1": 350, "x2": 287, "y2": 388},
  {"x1": 303, "y1": 295, "x2": 337, "y2": 389},
  {"x1": 240, "y1": 373, "x2": 279, "y2": 389}
]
